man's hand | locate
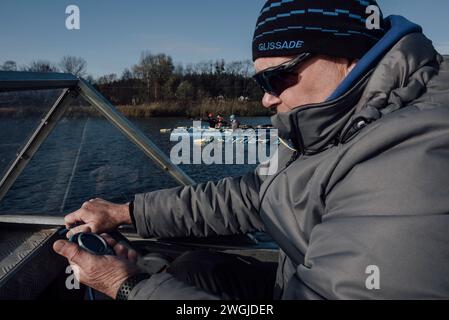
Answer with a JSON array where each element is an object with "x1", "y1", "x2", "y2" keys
[
  {"x1": 53, "y1": 234, "x2": 141, "y2": 299},
  {"x1": 64, "y1": 198, "x2": 132, "y2": 238}
]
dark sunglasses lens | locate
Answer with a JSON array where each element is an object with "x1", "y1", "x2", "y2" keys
[
  {"x1": 270, "y1": 72, "x2": 299, "y2": 95},
  {"x1": 253, "y1": 73, "x2": 274, "y2": 94}
]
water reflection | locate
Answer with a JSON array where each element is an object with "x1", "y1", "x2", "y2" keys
[{"x1": 0, "y1": 117, "x2": 270, "y2": 215}]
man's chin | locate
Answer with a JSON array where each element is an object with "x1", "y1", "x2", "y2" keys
[
  {"x1": 268, "y1": 104, "x2": 303, "y2": 115},
  {"x1": 275, "y1": 106, "x2": 298, "y2": 114}
]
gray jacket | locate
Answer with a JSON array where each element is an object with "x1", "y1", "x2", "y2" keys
[{"x1": 129, "y1": 29, "x2": 449, "y2": 299}]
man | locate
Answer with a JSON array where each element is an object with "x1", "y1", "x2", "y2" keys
[
  {"x1": 206, "y1": 112, "x2": 216, "y2": 128},
  {"x1": 230, "y1": 114, "x2": 240, "y2": 130},
  {"x1": 216, "y1": 114, "x2": 224, "y2": 128},
  {"x1": 54, "y1": 0, "x2": 449, "y2": 299}
]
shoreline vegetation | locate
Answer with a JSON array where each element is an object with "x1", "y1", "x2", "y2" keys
[
  {"x1": 1, "y1": 52, "x2": 268, "y2": 119},
  {"x1": 0, "y1": 99, "x2": 271, "y2": 119},
  {"x1": 116, "y1": 99, "x2": 270, "y2": 118}
]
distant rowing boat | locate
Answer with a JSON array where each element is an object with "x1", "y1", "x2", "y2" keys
[{"x1": 161, "y1": 126, "x2": 279, "y2": 145}]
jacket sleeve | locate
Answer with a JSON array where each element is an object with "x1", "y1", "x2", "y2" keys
[
  {"x1": 132, "y1": 169, "x2": 266, "y2": 239},
  {"x1": 128, "y1": 273, "x2": 219, "y2": 300},
  {"x1": 291, "y1": 109, "x2": 449, "y2": 299}
]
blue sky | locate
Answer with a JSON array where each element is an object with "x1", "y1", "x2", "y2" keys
[{"x1": 1, "y1": 0, "x2": 448, "y2": 77}]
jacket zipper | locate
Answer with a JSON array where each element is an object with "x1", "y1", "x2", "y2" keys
[{"x1": 285, "y1": 151, "x2": 300, "y2": 168}]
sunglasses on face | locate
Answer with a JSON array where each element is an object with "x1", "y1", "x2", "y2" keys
[{"x1": 253, "y1": 53, "x2": 313, "y2": 97}]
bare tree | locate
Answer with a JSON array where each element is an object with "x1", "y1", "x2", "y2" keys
[
  {"x1": 59, "y1": 55, "x2": 87, "y2": 77},
  {"x1": 85, "y1": 74, "x2": 95, "y2": 84},
  {"x1": 240, "y1": 60, "x2": 255, "y2": 98},
  {"x1": 133, "y1": 51, "x2": 174, "y2": 102},
  {"x1": 225, "y1": 60, "x2": 254, "y2": 77},
  {"x1": 241, "y1": 60, "x2": 254, "y2": 78},
  {"x1": 214, "y1": 59, "x2": 225, "y2": 75},
  {"x1": 28, "y1": 60, "x2": 59, "y2": 73},
  {"x1": 121, "y1": 68, "x2": 133, "y2": 81},
  {"x1": 173, "y1": 63, "x2": 184, "y2": 76},
  {"x1": 96, "y1": 73, "x2": 117, "y2": 85},
  {"x1": 1, "y1": 60, "x2": 17, "y2": 71},
  {"x1": 185, "y1": 63, "x2": 194, "y2": 75},
  {"x1": 194, "y1": 60, "x2": 213, "y2": 75}
]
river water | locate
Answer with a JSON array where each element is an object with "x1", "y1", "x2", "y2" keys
[{"x1": 0, "y1": 116, "x2": 272, "y2": 216}]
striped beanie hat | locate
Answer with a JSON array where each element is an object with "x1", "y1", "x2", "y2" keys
[{"x1": 252, "y1": 0, "x2": 386, "y2": 61}]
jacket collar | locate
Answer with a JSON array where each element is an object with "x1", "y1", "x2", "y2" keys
[{"x1": 271, "y1": 70, "x2": 373, "y2": 155}]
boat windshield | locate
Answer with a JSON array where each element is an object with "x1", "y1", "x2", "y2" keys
[{"x1": 0, "y1": 89, "x2": 181, "y2": 215}]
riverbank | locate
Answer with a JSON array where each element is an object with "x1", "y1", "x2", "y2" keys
[
  {"x1": 0, "y1": 99, "x2": 271, "y2": 118},
  {"x1": 116, "y1": 99, "x2": 270, "y2": 118}
]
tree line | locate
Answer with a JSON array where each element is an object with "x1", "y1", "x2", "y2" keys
[
  {"x1": 1, "y1": 53, "x2": 268, "y2": 117},
  {"x1": 1, "y1": 56, "x2": 88, "y2": 77}
]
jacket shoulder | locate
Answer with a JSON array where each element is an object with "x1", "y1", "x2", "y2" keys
[
  {"x1": 325, "y1": 104, "x2": 449, "y2": 218},
  {"x1": 343, "y1": 103, "x2": 449, "y2": 162}
]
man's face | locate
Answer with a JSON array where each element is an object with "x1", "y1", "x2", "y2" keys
[{"x1": 254, "y1": 55, "x2": 357, "y2": 113}]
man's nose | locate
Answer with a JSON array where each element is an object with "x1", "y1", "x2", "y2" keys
[{"x1": 262, "y1": 92, "x2": 282, "y2": 109}]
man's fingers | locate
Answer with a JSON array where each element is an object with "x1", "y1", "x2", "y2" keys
[
  {"x1": 127, "y1": 249, "x2": 138, "y2": 263},
  {"x1": 64, "y1": 210, "x2": 82, "y2": 229},
  {"x1": 101, "y1": 234, "x2": 138, "y2": 261},
  {"x1": 53, "y1": 240, "x2": 87, "y2": 265},
  {"x1": 67, "y1": 225, "x2": 92, "y2": 239},
  {"x1": 114, "y1": 244, "x2": 128, "y2": 258},
  {"x1": 100, "y1": 233, "x2": 118, "y2": 248}
]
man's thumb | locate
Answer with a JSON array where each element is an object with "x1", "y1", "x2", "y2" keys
[{"x1": 53, "y1": 240, "x2": 84, "y2": 264}]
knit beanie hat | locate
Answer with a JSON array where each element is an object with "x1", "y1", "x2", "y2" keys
[{"x1": 252, "y1": 0, "x2": 386, "y2": 61}]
